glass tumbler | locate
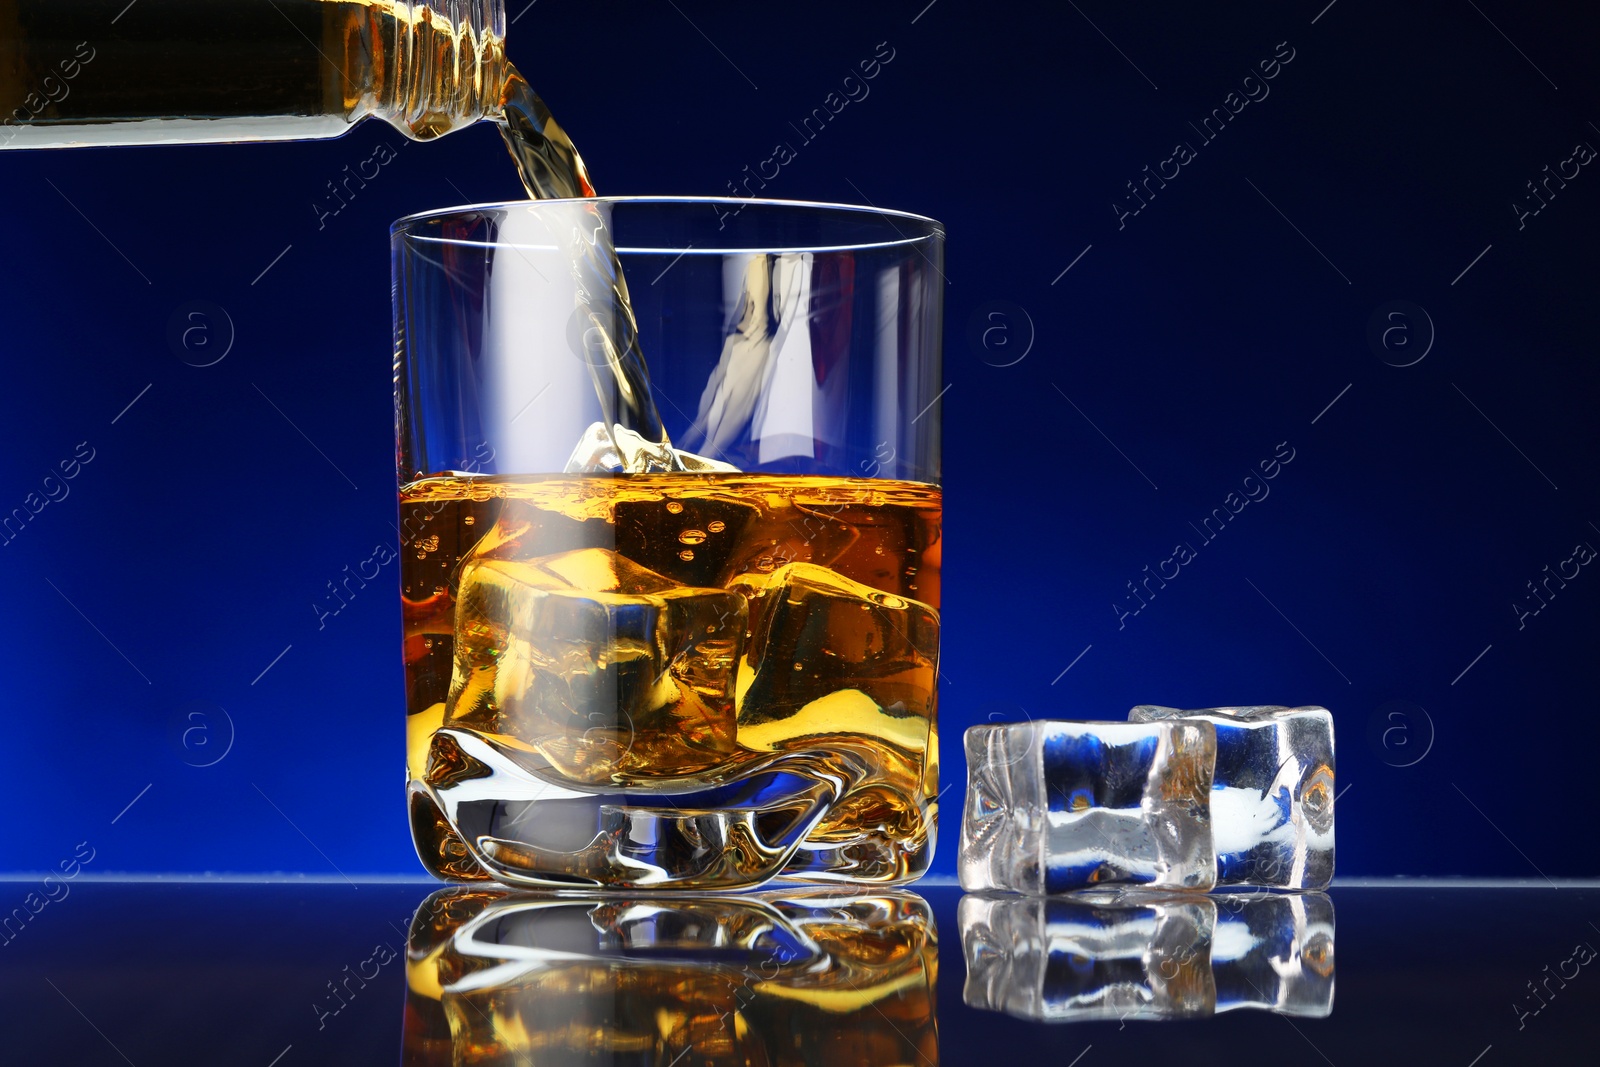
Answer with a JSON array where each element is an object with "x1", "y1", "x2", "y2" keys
[{"x1": 394, "y1": 197, "x2": 944, "y2": 889}]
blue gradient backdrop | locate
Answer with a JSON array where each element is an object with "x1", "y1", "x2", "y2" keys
[{"x1": 1, "y1": 0, "x2": 1595, "y2": 879}]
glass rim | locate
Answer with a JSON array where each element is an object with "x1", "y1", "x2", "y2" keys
[{"x1": 391, "y1": 195, "x2": 945, "y2": 249}]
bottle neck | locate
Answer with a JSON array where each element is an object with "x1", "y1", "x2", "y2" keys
[{"x1": 360, "y1": 0, "x2": 509, "y2": 139}]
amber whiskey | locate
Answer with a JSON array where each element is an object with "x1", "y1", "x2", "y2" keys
[{"x1": 402, "y1": 473, "x2": 941, "y2": 888}]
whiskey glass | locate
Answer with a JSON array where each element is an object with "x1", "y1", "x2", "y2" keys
[{"x1": 394, "y1": 197, "x2": 944, "y2": 889}]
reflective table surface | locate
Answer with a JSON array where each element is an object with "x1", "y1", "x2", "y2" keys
[{"x1": 1, "y1": 880, "x2": 1594, "y2": 1063}]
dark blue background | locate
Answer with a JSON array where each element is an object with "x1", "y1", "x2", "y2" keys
[{"x1": 1, "y1": 0, "x2": 1595, "y2": 880}]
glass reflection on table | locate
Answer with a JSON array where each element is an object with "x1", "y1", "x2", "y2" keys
[
  {"x1": 402, "y1": 887, "x2": 938, "y2": 1065},
  {"x1": 960, "y1": 890, "x2": 1333, "y2": 1023}
]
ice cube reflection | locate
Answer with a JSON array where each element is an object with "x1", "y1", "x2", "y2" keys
[
  {"x1": 402, "y1": 887, "x2": 939, "y2": 1066},
  {"x1": 960, "y1": 890, "x2": 1333, "y2": 1023}
]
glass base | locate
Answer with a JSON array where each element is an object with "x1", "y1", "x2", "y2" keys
[{"x1": 407, "y1": 756, "x2": 935, "y2": 890}]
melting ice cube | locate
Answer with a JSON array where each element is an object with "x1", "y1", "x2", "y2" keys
[
  {"x1": 563, "y1": 422, "x2": 739, "y2": 474},
  {"x1": 731, "y1": 561, "x2": 939, "y2": 726},
  {"x1": 448, "y1": 546, "x2": 746, "y2": 785}
]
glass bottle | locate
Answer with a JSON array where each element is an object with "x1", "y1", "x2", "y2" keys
[{"x1": 0, "y1": 0, "x2": 507, "y2": 149}]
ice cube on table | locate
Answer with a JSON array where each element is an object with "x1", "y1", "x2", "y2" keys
[
  {"x1": 959, "y1": 720, "x2": 1216, "y2": 894},
  {"x1": 959, "y1": 892, "x2": 1216, "y2": 1022},
  {"x1": 960, "y1": 890, "x2": 1334, "y2": 1022},
  {"x1": 448, "y1": 546, "x2": 747, "y2": 786},
  {"x1": 1128, "y1": 705, "x2": 1334, "y2": 889}
]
